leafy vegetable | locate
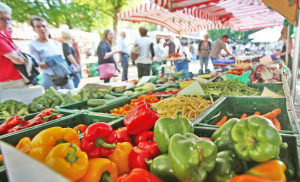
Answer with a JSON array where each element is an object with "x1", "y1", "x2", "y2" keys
[{"x1": 255, "y1": 65, "x2": 273, "y2": 81}]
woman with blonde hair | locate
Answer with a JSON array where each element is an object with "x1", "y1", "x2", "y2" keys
[
  {"x1": 62, "y1": 30, "x2": 81, "y2": 88},
  {"x1": 97, "y1": 29, "x2": 121, "y2": 83},
  {"x1": 198, "y1": 34, "x2": 211, "y2": 71}
]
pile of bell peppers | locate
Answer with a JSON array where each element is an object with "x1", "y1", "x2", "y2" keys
[
  {"x1": 111, "y1": 95, "x2": 164, "y2": 115},
  {"x1": 9, "y1": 110, "x2": 295, "y2": 182},
  {"x1": 0, "y1": 109, "x2": 63, "y2": 135}
]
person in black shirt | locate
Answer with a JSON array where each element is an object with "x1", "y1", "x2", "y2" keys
[
  {"x1": 62, "y1": 30, "x2": 81, "y2": 88},
  {"x1": 97, "y1": 29, "x2": 121, "y2": 83}
]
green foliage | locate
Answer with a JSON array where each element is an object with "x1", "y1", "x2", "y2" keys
[
  {"x1": 3, "y1": 0, "x2": 141, "y2": 33},
  {"x1": 207, "y1": 29, "x2": 262, "y2": 44}
]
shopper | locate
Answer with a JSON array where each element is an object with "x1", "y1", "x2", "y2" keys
[
  {"x1": 117, "y1": 31, "x2": 130, "y2": 81},
  {"x1": 134, "y1": 27, "x2": 154, "y2": 78},
  {"x1": 97, "y1": 29, "x2": 121, "y2": 83},
  {"x1": 0, "y1": 2, "x2": 26, "y2": 89},
  {"x1": 164, "y1": 36, "x2": 176, "y2": 56},
  {"x1": 156, "y1": 38, "x2": 165, "y2": 57},
  {"x1": 198, "y1": 34, "x2": 211, "y2": 70},
  {"x1": 210, "y1": 35, "x2": 236, "y2": 61},
  {"x1": 62, "y1": 30, "x2": 81, "y2": 88},
  {"x1": 29, "y1": 16, "x2": 75, "y2": 90},
  {"x1": 275, "y1": 38, "x2": 293, "y2": 70}
]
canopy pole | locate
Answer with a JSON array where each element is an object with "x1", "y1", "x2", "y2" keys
[
  {"x1": 285, "y1": 24, "x2": 291, "y2": 66},
  {"x1": 291, "y1": 9, "x2": 300, "y2": 101}
]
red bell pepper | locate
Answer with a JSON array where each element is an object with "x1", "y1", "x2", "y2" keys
[
  {"x1": 128, "y1": 140, "x2": 160, "y2": 170},
  {"x1": 134, "y1": 131, "x2": 154, "y2": 146},
  {"x1": 73, "y1": 124, "x2": 88, "y2": 134},
  {"x1": 0, "y1": 115, "x2": 25, "y2": 134},
  {"x1": 116, "y1": 168, "x2": 163, "y2": 182},
  {"x1": 124, "y1": 101, "x2": 159, "y2": 135},
  {"x1": 81, "y1": 122, "x2": 117, "y2": 158},
  {"x1": 115, "y1": 127, "x2": 132, "y2": 143}
]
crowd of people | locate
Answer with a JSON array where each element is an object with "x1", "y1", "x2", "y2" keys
[{"x1": 0, "y1": 1, "x2": 293, "y2": 90}]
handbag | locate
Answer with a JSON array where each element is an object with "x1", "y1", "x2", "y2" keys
[
  {"x1": 49, "y1": 75, "x2": 69, "y2": 86},
  {"x1": 98, "y1": 63, "x2": 118, "y2": 80},
  {"x1": 130, "y1": 44, "x2": 139, "y2": 61}
]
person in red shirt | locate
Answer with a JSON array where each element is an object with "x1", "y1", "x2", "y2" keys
[{"x1": 0, "y1": 2, "x2": 26, "y2": 89}]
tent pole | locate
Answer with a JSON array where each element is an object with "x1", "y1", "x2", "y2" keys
[
  {"x1": 285, "y1": 24, "x2": 291, "y2": 66},
  {"x1": 291, "y1": 9, "x2": 300, "y2": 101}
]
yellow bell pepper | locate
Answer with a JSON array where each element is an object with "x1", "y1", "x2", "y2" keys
[
  {"x1": 45, "y1": 143, "x2": 89, "y2": 181},
  {"x1": 107, "y1": 142, "x2": 133, "y2": 175},
  {"x1": 29, "y1": 127, "x2": 80, "y2": 162},
  {"x1": 78, "y1": 158, "x2": 118, "y2": 182},
  {"x1": 16, "y1": 137, "x2": 31, "y2": 154}
]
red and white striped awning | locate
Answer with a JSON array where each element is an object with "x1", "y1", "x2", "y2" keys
[
  {"x1": 151, "y1": 0, "x2": 284, "y2": 30},
  {"x1": 118, "y1": 3, "x2": 229, "y2": 34}
]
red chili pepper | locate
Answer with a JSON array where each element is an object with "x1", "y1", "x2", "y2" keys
[
  {"x1": 0, "y1": 115, "x2": 25, "y2": 134},
  {"x1": 7, "y1": 109, "x2": 59, "y2": 134},
  {"x1": 73, "y1": 124, "x2": 88, "y2": 135},
  {"x1": 115, "y1": 127, "x2": 132, "y2": 143},
  {"x1": 81, "y1": 122, "x2": 117, "y2": 158},
  {"x1": 128, "y1": 141, "x2": 161, "y2": 170},
  {"x1": 116, "y1": 168, "x2": 163, "y2": 182},
  {"x1": 134, "y1": 131, "x2": 154, "y2": 146},
  {"x1": 124, "y1": 101, "x2": 159, "y2": 135}
]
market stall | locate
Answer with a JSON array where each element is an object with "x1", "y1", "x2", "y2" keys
[{"x1": 0, "y1": 1, "x2": 300, "y2": 182}]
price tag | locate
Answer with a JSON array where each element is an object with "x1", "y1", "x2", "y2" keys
[{"x1": 179, "y1": 81, "x2": 195, "y2": 89}]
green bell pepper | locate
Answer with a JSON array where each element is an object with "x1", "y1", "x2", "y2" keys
[
  {"x1": 154, "y1": 115, "x2": 194, "y2": 153},
  {"x1": 231, "y1": 116, "x2": 282, "y2": 162},
  {"x1": 205, "y1": 150, "x2": 236, "y2": 182},
  {"x1": 211, "y1": 118, "x2": 239, "y2": 152},
  {"x1": 168, "y1": 133, "x2": 217, "y2": 182},
  {"x1": 150, "y1": 154, "x2": 180, "y2": 182}
]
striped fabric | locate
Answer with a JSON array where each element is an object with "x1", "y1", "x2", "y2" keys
[
  {"x1": 117, "y1": 2, "x2": 229, "y2": 34},
  {"x1": 149, "y1": 0, "x2": 284, "y2": 31}
]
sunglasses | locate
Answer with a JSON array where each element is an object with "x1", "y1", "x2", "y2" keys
[{"x1": 0, "y1": 18, "x2": 12, "y2": 22}]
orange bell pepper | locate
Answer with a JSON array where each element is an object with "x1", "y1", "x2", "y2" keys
[
  {"x1": 73, "y1": 124, "x2": 88, "y2": 135},
  {"x1": 107, "y1": 142, "x2": 133, "y2": 175},
  {"x1": 230, "y1": 174, "x2": 278, "y2": 182},
  {"x1": 78, "y1": 158, "x2": 118, "y2": 182},
  {"x1": 44, "y1": 143, "x2": 89, "y2": 181},
  {"x1": 29, "y1": 127, "x2": 81, "y2": 162},
  {"x1": 16, "y1": 137, "x2": 31, "y2": 154},
  {"x1": 246, "y1": 160, "x2": 286, "y2": 182}
]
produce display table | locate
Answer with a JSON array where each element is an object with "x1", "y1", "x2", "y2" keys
[{"x1": 0, "y1": 71, "x2": 299, "y2": 181}]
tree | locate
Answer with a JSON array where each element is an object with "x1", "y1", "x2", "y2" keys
[
  {"x1": 207, "y1": 29, "x2": 262, "y2": 44},
  {"x1": 3, "y1": 0, "x2": 140, "y2": 33},
  {"x1": 74, "y1": 0, "x2": 141, "y2": 36}
]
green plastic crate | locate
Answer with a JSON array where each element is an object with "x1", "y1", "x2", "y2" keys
[
  {"x1": 194, "y1": 96, "x2": 298, "y2": 133},
  {"x1": 106, "y1": 119, "x2": 300, "y2": 182},
  {"x1": 248, "y1": 83, "x2": 286, "y2": 96},
  {"x1": 0, "y1": 113, "x2": 123, "y2": 181},
  {"x1": 191, "y1": 126, "x2": 300, "y2": 182},
  {"x1": 110, "y1": 84, "x2": 166, "y2": 97},
  {"x1": 56, "y1": 95, "x2": 132, "y2": 112}
]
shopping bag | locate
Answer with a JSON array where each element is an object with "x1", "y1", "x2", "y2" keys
[
  {"x1": 98, "y1": 63, "x2": 118, "y2": 80},
  {"x1": 130, "y1": 44, "x2": 139, "y2": 61}
]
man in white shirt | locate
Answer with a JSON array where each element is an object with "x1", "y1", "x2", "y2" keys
[{"x1": 117, "y1": 31, "x2": 130, "y2": 81}]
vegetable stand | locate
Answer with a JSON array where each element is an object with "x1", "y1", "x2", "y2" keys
[{"x1": 0, "y1": 75, "x2": 299, "y2": 182}]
